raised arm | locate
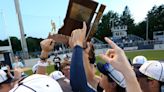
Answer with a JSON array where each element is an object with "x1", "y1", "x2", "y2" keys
[
  {"x1": 36, "y1": 39, "x2": 55, "y2": 74},
  {"x1": 69, "y1": 22, "x2": 95, "y2": 92},
  {"x1": 83, "y1": 42, "x2": 100, "y2": 89},
  {"x1": 99, "y1": 37, "x2": 142, "y2": 92}
]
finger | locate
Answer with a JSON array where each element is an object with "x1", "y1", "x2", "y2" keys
[
  {"x1": 82, "y1": 22, "x2": 87, "y2": 36},
  {"x1": 69, "y1": 37, "x2": 72, "y2": 48},
  {"x1": 71, "y1": 30, "x2": 75, "y2": 37},
  {"x1": 82, "y1": 21, "x2": 87, "y2": 31},
  {"x1": 51, "y1": 41, "x2": 55, "y2": 47},
  {"x1": 48, "y1": 39, "x2": 54, "y2": 45},
  {"x1": 87, "y1": 42, "x2": 90, "y2": 47},
  {"x1": 99, "y1": 54, "x2": 113, "y2": 63},
  {"x1": 87, "y1": 42, "x2": 91, "y2": 50},
  {"x1": 104, "y1": 37, "x2": 117, "y2": 49},
  {"x1": 106, "y1": 49, "x2": 115, "y2": 55},
  {"x1": 50, "y1": 41, "x2": 53, "y2": 45}
]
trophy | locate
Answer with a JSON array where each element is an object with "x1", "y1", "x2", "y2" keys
[
  {"x1": 48, "y1": 0, "x2": 106, "y2": 46},
  {"x1": 50, "y1": 20, "x2": 57, "y2": 35}
]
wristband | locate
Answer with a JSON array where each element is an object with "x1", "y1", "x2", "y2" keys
[
  {"x1": 40, "y1": 55, "x2": 49, "y2": 61},
  {"x1": 37, "y1": 61, "x2": 48, "y2": 67}
]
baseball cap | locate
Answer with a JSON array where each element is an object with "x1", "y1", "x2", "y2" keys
[
  {"x1": 32, "y1": 64, "x2": 38, "y2": 74},
  {"x1": 132, "y1": 55, "x2": 147, "y2": 65},
  {"x1": 0, "y1": 70, "x2": 8, "y2": 83},
  {"x1": 49, "y1": 71, "x2": 65, "y2": 80},
  {"x1": 9, "y1": 74, "x2": 63, "y2": 92},
  {"x1": 97, "y1": 62, "x2": 126, "y2": 88},
  {"x1": 139, "y1": 60, "x2": 164, "y2": 82},
  {"x1": 63, "y1": 54, "x2": 71, "y2": 61},
  {"x1": 63, "y1": 54, "x2": 67, "y2": 58},
  {"x1": 1, "y1": 66, "x2": 8, "y2": 70},
  {"x1": 0, "y1": 69, "x2": 13, "y2": 84},
  {"x1": 132, "y1": 56, "x2": 147, "y2": 77}
]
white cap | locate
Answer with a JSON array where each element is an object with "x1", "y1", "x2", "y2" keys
[
  {"x1": 9, "y1": 74, "x2": 63, "y2": 92},
  {"x1": 63, "y1": 54, "x2": 67, "y2": 59},
  {"x1": 139, "y1": 60, "x2": 164, "y2": 82},
  {"x1": 63, "y1": 54, "x2": 71, "y2": 61},
  {"x1": 1, "y1": 66, "x2": 8, "y2": 70},
  {"x1": 32, "y1": 64, "x2": 38, "y2": 73},
  {"x1": 49, "y1": 71, "x2": 65, "y2": 80},
  {"x1": 132, "y1": 56, "x2": 147, "y2": 64},
  {"x1": 0, "y1": 70, "x2": 7, "y2": 83}
]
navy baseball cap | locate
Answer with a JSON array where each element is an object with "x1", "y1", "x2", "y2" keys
[{"x1": 97, "y1": 62, "x2": 126, "y2": 88}]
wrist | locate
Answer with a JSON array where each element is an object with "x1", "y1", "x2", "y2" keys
[
  {"x1": 40, "y1": 51, "x2": 49, "y2": 59},
  {"x1": 123, "y1": 68, "x2": 136, "y2": 79},
  {"x1": 83, "y1": 51, "x2": 89, "y2": 57},
  {"x1": 73, "y1": 41, "x2": 83, "y2": 48},
  {"x1": 37, "y1": 61, "x2": 48, "y2": 67}
]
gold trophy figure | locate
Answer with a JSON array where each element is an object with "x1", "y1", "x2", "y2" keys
[{"x1": 50, "y1": 20, "x2": 57, "y2": 35}]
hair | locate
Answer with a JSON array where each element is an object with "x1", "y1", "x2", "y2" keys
[
  {"x1": 88, "y1": 43, "x2": 96, "y2": 64},
  {"x1": 60, "y1": 60, "x2": 70, "y2": 71},
  {"x1": 133, "y1": 64, "x2": 147, "y2": 78}
]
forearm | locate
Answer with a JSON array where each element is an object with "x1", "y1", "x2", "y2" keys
[
  {"x1": 36, "y1": 51, "x2": 48, "y2": 75},
  {"x1": 36, "y1": 65, "x2": 46, "y2": 75},
  {"x1": 70, "y1": 45, "x2": 87, "y2": 91},
  {"x1": 70, "y1": 45, "x2": 94, "y2": 92},
  {"x1": 83, "y1": 52, "x2": 98, "y2": 89},
  {"x1": 123, "y1": 69, "x2": 142, "y2": 92}
]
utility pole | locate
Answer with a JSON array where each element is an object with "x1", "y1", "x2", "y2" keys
[
  {"x1": 14, "y1": 0, "x2": 29, "y2": 59},
  {"x1": 146, "y1": 16, "x2": 149, "y2": 40}
]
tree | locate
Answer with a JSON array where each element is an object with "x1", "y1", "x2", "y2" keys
[
  {"x1": 120, "y1": 6, "x2": 135, "y2": 35},
  {"x1": 10, "y1": 37, "x2": 22, "y2": 53},
  {"x1": 0, "y1": 39, "x2": 9, "y2": 46},
  {"x1": 94, "y1": 11, "x2": 119, "y2": 42},
  {"x1": 0, "y1": 36, "x2": 43, "y2": 53},
  {"x1": 135, "y1": 21, "x2": 146, "y2": 39},
  {"x1": 26, "y1": 37, "x2": 43, "y2": 52},
  {"x1": 147, "y1": 4, "x2": 164, "y2": 39}
]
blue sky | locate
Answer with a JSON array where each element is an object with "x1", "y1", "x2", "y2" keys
[{"x1": 0, "y1": 0, "x2": 163, "y2": 40}]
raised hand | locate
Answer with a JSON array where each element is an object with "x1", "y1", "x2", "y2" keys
[
  {"x1": 69, "y1": 22, "x2": 87, "y2": 48},
  {"x1": 99, "y1": 37, "x2": 142, "y2": 92},
  {"x1": 40, "y1": 39, "x2": 55, "y2": 59},
  {"x1": 99, "y1": 37, "x2": 131, "y2": 74}
]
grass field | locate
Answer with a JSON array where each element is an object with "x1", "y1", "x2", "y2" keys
[
  {"x1": 96, "y1": 50, "x2": 164, "y2": 62},
  {"x1": 25, "y1": 65, "x2": 55, "y2": 75},
  {"x1": 25, "y1": 49, "x2": 164, "y2": 75},
  {"x1": 125, "y1": 50, "x2": 164, "y2": 60}
]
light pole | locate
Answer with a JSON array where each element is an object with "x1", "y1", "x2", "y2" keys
[
  {"x1": 14, "y1": 0, "x2": 29, "y2": 59},
  {"x1": 146, "y1": 16, "x2": 149, "y2": 40}
]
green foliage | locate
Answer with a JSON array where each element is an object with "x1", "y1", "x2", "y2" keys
[
  {"x1": 26, "y1": 37, "x2": 43, "y2": 52},
  {"x1": 0, "y1": 36, "x2": 43, "y2": 53},
  {"x1": 10, "y1": 37, "x2": 22, "y2": 53},
  {"x1": 95, "y1": 5, "x2": 164, "y2": 41},
  {"x1": 120, "y1": 6, "x2": 135, "y2": 35},
  {"x1": 147, "y1": 4, "x2": 164, "y2": 39},
  {"x1": 0, "y1": 39, "x2": 9, "y2": 46},
  {"x1": 134, "y1": 21, "x2": 146, "y2": 39},
  {"x1": 94, "y1": 11, "x2": 119, "y2": 42}
]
